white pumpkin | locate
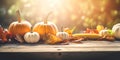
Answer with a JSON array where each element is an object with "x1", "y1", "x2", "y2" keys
[
  {"x1": 112, "y1": 23, "x2": 120, "y2": 39},
  {"x1": 99, "y1": 30, "x2": 111, "y2": 36},
  {"x1": 56, "y1": 32, "x2": 69, "y2": 40},
  {"x1": 24, "y1": 32, "x2": 40, "y2": 43}
]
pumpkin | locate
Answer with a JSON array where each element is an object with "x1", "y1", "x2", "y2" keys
[
  {"x1": 8, "y1": 10, "x2": 31, "y2": 35},
  {"x1": 56, "y1": 32, "x2": 69, "y2": 40},
  {"x1": 24, "y1": 31, "x2": 40, "y2": 43},
  {"x1": 112, "y1": 23, "x2": 120, "y2": 39},
  {"x1": 33, "y1": 12, "x2": 58, "y2": 40},
  {"x1": 56, "y1": 27, "x2": 69, "y2": 40}
]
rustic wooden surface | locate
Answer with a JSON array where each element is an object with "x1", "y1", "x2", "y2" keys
[{"x1": 0, "y1": 41, "x2": 120, "y2": 52}]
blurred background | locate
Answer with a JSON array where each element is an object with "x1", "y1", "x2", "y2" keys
[{"x1": 0, "y1": 0, "x2": 120, "y2": 32}]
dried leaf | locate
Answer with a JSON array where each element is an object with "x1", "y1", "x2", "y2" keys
[
  {"x1": 45, "y1": 34, "x2": 62, "y2": 44},
  {"x1": 71, "y1": 38, "x2": 84, "y2": 43},
  {"x1": 15, "y1": 34, "x2": 24, "y2": 43}
]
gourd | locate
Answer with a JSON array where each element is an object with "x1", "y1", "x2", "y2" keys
[
  {"x1": 33, "y1": 12, "x2": 58, "y2": 40},
  {"x1": 56, "y1": 32, "x2": 69, "y2": 40},
  {"x1": 8, "y1": 10, "x2": 31, "y2": 36},
  {"x1": 112, "y1": 23, "x2": 120, "y2": 39},
  {"x1": 24, "y1": 29, "x2": 40, "y2": 43},
  {"x1": 56, "y1": 27, "x2": 69, "y2": 40}
]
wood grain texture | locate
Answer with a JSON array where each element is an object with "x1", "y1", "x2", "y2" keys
[{"x1": 0, "y1": 41, "x2": 120, "y2": 52}]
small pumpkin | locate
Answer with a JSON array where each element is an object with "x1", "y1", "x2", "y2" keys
[
  {"x1": 112, "y1": 23, "x2": 120, "y2": 39},
  {"x1": 56, "y1": 32, "x2": 69, "y2": 40},
  {"x1": 33, "y1": 12, "x2": 58, "y2": 40},
  {"x1": 56, "y1": 27, "x2": 69, "y2": 40},
  {"x1": 8, "y1": 10, "x2": 31, "y2": 36},
  {"x1": 24, "y1": 30, "x2": 40, "y2": 43}
]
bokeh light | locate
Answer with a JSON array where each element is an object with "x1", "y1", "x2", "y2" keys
[{"x1": 0, "y1": 0, "x2": 120, "y2": 33}]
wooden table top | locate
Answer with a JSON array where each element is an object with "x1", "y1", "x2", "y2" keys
[{"x1": 0, "y1": 41, "x2": 120, "y2": 52}]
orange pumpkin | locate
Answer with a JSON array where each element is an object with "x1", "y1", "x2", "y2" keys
[
  {"x1": 33, "y1": 13, "x2": 58, "y2": 40},
  {"x1": 8, "y1": 10, "x2": 31, "y2": 35}
]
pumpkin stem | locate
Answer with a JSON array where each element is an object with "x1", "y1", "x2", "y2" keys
[
  {"x1": 16, "y1": 10, "x2": 21, "y2": 23},
  {"x1": 44, "y1": 12, "x2": 52, "y2": 24}
]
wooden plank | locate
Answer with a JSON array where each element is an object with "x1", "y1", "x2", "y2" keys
[{"x1": 0, "y1": 41, "x2": 120, "y2": 52}]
